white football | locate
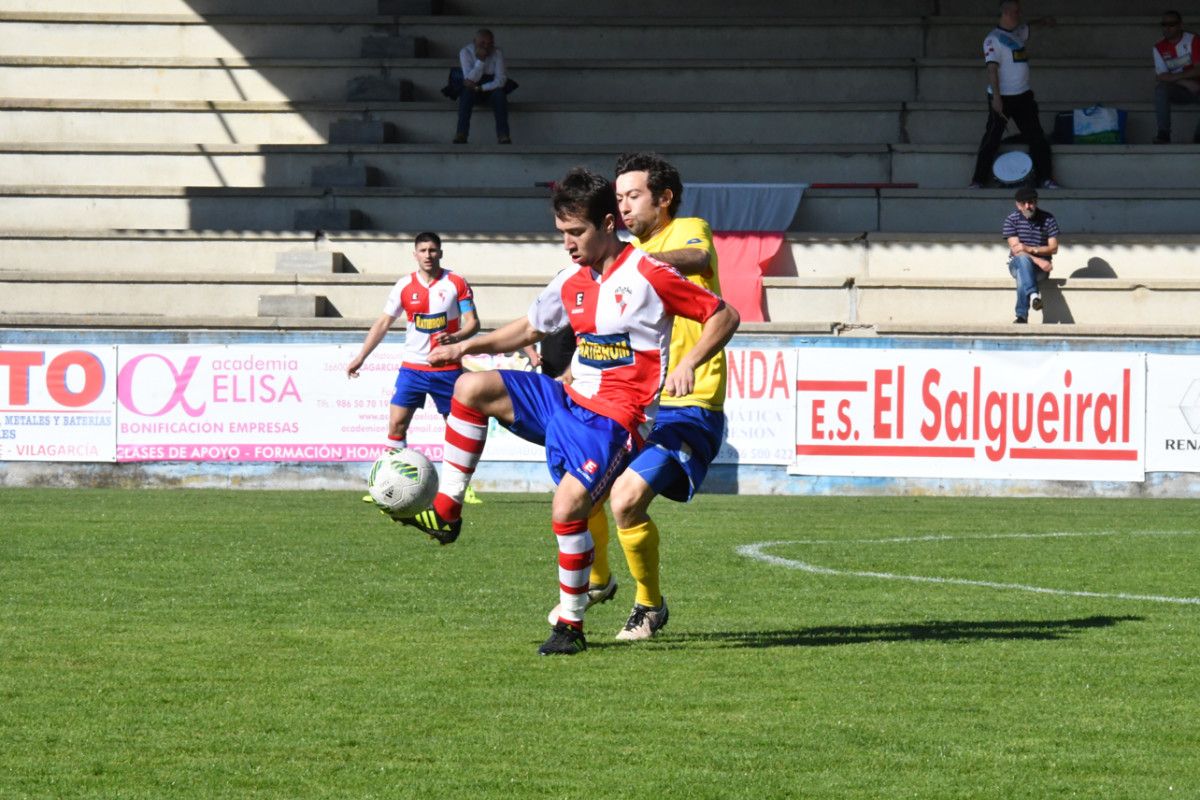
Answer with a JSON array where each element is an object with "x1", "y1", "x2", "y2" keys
[{"x1": 367, "y1": 448, "x2": 438, "y2": 518}]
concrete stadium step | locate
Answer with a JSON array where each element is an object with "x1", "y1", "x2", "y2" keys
[
  {"x1": 5, "y1": 231, "x2": 1196, "y2": 285},
  {"x1": 862, "y1": 234, "x2": 1200, "y2": 283},
  {"x1": 918, "y1": 59, "x2": 1156, "y2": 104},
  {"x1": 0, "y1": 0, "x2": 381, "y2": 11},
  {"x1": 853, "y1": 277, "x2": 1200, "y2": 328},
  {"x1": 0, "y1": 270, "x2": 546, "y2": 320},
  {"x1": 22, "y1": 229, "x2": 1200, "y2": 281},
  {"x1": 0, "y1": 17, "x2": 1162, "y2": 63},
  {"x1": 906, "y1": 102, "x2": 1200, "y2": 146},
  {"x1": 0, "y1": 230, "x2": 578, "y2": 277},
  {"x1": 0, "y1": 2, "x2": 944, "y2": 20},
  {"x1": 8, "y1": 1, "x2": 1176, "y2": 19},
  {"x1": 4, "y1": 186, "x2": 1200, "y2": 234},
  {"x1": 0, "y1": 100, "x2": 904, "y2": 145},
  {"x1": 0, "y1": 15, "x2": 934, "y2": 60},
  {"x1": 0, "y1": 143, "x2": 898, "y2": 188},
  {"x1": 891, "y1": 144, "x2": 1200, "y2": 189},
  {"x1": 0, "y1": 14, "x2": 412, "y2": 59},
  {"x1": 6, "y1": 142, "x2": 1198, "y2": 190},
  {"x1": 7, "y1": 270, "x2": 1200, "y2": 332},
  {"x1": 926, "y1": 18, "x2": 1164, "y2": 60},
  {"x1": 0, "y1": 57, "x2": 420, "y2": 103},
  {"x1": 0, "y1": 54, "x2": 1163, "y2": 106},
  {"x1": 939, "y1": 0, "x2": 1200, "y2": 15}
]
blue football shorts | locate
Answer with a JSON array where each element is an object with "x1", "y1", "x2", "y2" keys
[
  {"x1": 499, "y1": 370, "x2": 635, "y2": 503},
  {"x1": 628, "y1": 405, "x2": 725, "y2": 503},
  {"x1": 391, "y1": 367, "x2": 461, "y2": 416}
]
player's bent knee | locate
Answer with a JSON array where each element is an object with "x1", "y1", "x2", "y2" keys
[
  {"x1": 609, "y1": 470, "x2": 654, "y2": 526},
  {"x1": 452, "y1": 371, "x2": 501, "y2": 405}
]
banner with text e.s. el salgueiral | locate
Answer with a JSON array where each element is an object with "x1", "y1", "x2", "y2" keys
[
  {"x1": 0, "y1": 346, "x2": 118, "y2": 462},
  {"x1": 790, "y1": 349, "x2": 1145, "y2": 481},
  {"x1": 716, "y1": 347, "x2": 796, "y2": 465},
  {"x1": 1145, "y1": 353, "x2": 1200, "y2": 473}
]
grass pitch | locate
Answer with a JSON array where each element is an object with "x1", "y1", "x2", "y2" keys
[{"x1": 2, "y1": 489, "x2": 1198, "y2": 799}]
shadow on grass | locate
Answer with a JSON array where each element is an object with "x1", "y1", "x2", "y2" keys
[{"x1": 628, "y1": 615, "x2": 1143, "y2": 650}]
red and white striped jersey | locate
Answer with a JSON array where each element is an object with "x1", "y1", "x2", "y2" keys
[
  {"x1": 527, "y1": 245, "x2": 724, "y2": 442},
  {"x1": 1154, "y1": 31, "x2": 1199, "y2": 75},
  {"x1": 383, "y1": 269, "x2": 476, "y2": 371}
]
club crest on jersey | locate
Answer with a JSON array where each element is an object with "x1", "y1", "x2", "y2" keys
[
  {"x1": 576, "y1": 332, "x2": 634, "y2": 369},
  {"x1": 612, "y1": 285, "x2": 632, "y2": 316},
  {"x1": 413, "y1": 312, "x2": 448, "y2": 332}
]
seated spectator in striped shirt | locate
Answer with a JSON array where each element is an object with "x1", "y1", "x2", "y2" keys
[
  {"x1": 1153, "y1": 10, "x2": 1200, "y2": 144},
  {"x1": 1003, "y1": 186, "x2": 1059, "y2": 324}
]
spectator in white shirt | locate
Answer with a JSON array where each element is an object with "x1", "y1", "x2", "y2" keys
[{"x1": 454, "y1": 29, "x2": 512, "y2": 144}]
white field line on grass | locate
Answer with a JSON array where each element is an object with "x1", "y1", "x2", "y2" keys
[{"x1": 737, "y1": 532, "x2": 1200, "y2": 606}]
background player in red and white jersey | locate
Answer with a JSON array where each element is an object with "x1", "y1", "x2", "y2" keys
[
  {"x1": 346, "y1": 231, "x2": 479, "y2": 452},
  {"x1": 1153, "y1": 10, "x2": 1200, "y2": 143},
  {"x1": 404, "y1": 167, "x2": 739, "y2": 656}
]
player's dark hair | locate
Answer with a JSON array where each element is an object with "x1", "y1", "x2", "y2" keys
[
  {"x1": 1163, "y1": 10, "x2": 1182, "y2": 23},
  {"x1": 999, "y1": 0, "x2": 1019, "y2": 12},
  {"x1": 614, "y1": 151, "x2": 683, "y2": 217},
  {"x1": 552, "y1": 167, "x2": 619, "y2": 229},
  {"x1": 414, "y1": 231, "x2": 442, "y2": 249}
]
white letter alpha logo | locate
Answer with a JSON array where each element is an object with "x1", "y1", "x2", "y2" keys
[{"x1": 117, "y1": 354, "x2": 207, "y2": 417}]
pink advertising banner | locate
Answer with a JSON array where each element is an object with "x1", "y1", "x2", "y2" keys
[
  {"x1": 0, "y1": 345, "x2": 119, "y2": 462},
  {"x1": 790, "y1": 348, "x2": 1146, "y2": 481},
  {"x1": 113, "y1": 344, "x2": 548, "y2": 463}
]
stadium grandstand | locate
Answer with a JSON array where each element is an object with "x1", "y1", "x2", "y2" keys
[{"x1": 2, "y1": 0, "x2": 1199, "y2": 494}]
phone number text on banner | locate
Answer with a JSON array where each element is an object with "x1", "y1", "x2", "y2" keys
[{"x1": 790, "y1": 349, "x2": 1145, "y2": 481}]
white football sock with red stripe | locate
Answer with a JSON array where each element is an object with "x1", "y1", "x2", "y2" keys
[
  {"x1": 387, "y1": 435, "x2": 406, "y2": 451},
  {"x1": 434, "y1": 398, "x2": 487, "y2": 521},
  {"x1": 554, "y1": 519, "x2": 594, "y2": 629}
]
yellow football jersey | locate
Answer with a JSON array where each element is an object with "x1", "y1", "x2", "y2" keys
[{"x1": 632, "y1": 217, "x2": 726, "y2": 411}]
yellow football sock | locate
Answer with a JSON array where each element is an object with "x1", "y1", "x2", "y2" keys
[
  {"x1": 617, "y1": 519, "x2": 661, "y2": 608},
  {"x1": 588, "y1": 505, "x2": 610, "y2": 587}
]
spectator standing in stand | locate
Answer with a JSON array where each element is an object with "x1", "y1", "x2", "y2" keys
[{"x1": 969, "y1": 0, "x2": 1059, "y2": 189}]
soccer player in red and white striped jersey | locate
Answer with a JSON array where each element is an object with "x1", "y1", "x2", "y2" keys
[
  {"x1": 346, "y1": 232, "x2": 479, "y2": 452},
  {"x1": 404, "y1": 168, "x2": 740, "y2": 655}
]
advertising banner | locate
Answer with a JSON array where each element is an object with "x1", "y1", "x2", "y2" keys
[
  {"x1": 116, "y1": 344, "x2": 383, "y2": 462},
  {"x1": 0, "y1": 346, "x2": 119, "y2": 462},
  {"x1": 791, "y1": 349, "x2": 1145, "y2": 481},
  {"x1": 717, "y1": 347, "x2": 796, "y2": 465},
  {"x1": 114, "y1": 344, "x2": 547, "y2": 464},
  {"x1": 1145, "y1": 354, "x2": 1200, "y2": 473}
]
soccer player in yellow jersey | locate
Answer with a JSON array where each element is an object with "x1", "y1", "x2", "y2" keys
[{"x1": 549, "y1": 151, "x2": 727, "y2": 640}]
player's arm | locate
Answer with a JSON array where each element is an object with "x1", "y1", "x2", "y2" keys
[
  {"x1": 663, "y1": 303, "x2": 739, "y2": 398},
  {"x1": 651, "y1": 247, "x2": 712, "y2": 277},
  {"x1": 429, "y1": 316, "x2": 544, "y2": 366},
  {"x1": 346, "y1": 313, "x2": 398, "y2": 377},
  {"x1": 437, "y1": 308, "x2": 480, "y2": 346}
]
